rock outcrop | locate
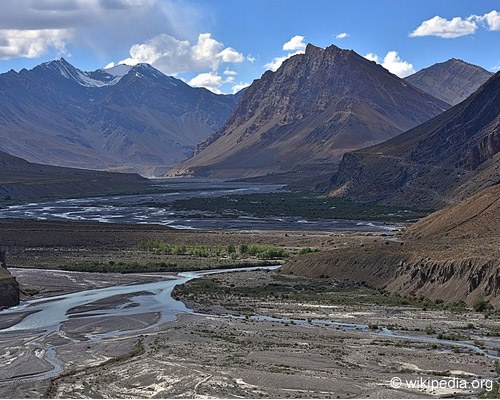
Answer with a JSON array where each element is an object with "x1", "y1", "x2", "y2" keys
[{"x1": 0, "y1": 251, "x2": 19, "y2": 308}]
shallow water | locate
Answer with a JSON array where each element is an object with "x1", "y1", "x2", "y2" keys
[
  {"x1": 1, "y1": 264, "x2": 499, "y2": 385},
  {"x1": 0, "y1": 266, "x2": 277, "y2": 334}
]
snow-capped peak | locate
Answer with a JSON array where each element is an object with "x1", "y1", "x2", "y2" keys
[
  {"x1": 103, "y1": 64, "x2": 132, "y2": 78},
  {"x1": 38, "y1": 59, "x2": 173, "y2": 88}
]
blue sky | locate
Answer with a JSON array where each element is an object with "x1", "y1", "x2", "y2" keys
[{"x1": 0, "y1": 0, "x2": 499, "y2": 94}]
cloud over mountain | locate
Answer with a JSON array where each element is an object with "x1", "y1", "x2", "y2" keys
[
  {"x1": 118, "y1": 33, "x2": 244, "y2": 76},
  {"x1": 365, "y1": 51, "x2": 415, "y2": 77}
]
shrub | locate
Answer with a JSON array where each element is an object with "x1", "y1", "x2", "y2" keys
[
  {"x1": 239, "y1": 244, "x2": 249, "y2": 254},
  {"x1": 298, "y1": 247, "x2": 319, "y2": 255},
  {"x1": 473, "y1": 299, "x2": 493, "y2": 313}
]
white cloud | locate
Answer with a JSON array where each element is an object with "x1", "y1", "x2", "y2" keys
[
  {"x1": 119, "y1": 33, "x2": 245, "y2": 75},
  {"x1": 188, "y1": 71, "x2": 223, "y2": 94},
  {"x1": 491, "y1": 61, "x2": 500, "y2": 72},
  {"x1": 247, "y1": 54, "x2": 257, "y2": 63},
  {"x1": 364, "y1": 53, "x2": 379, "y2": 63},
  {"x1": 364, "y1": 51, "x2": 415, "y2": 78},
  {"x1": 232, "y1": 82, "x2": 250, "y2": 94},
  {"x1": 472, "y1": 10, "x2": 500, "y2": 31},
  {"x1": 382, "y1": 51, "x2": 415, "y2": 77},
  {"x1": 104, "y1": 61, "x2": 115, "y2": 69},
  {"x1": 410, "y1": 15, "x2": 477, "y2": 38},
  {"x1": 223, "y1": 69, "x2": 237, "y2": 75},
  {"x1": 0, "y1": 0, "x2": 206, "y2": 60},
  {"x1": 265, "y1": 50, "x2": 304, "y2": 72},
  {"x1": 335, "y1": 32, "x2": 349, "y2": 39},
  {"x1": 265, "y1": 55, "x2": 290, "y2": 72},
  {"x1": 283, "y1": 35, "x2": 306, "y2": 51},
  {"x1": 224, "y1": 76, "x2": 234, "y2": 83},
  {"x1": 191, "y1": 33, "x2": 222, "y2": 61},
  {"x1": 218, "y1": 47, "x2": 244, "y2": 62},
  {"x1": 0, "y1": 28, "x2": 72, "y2": 60},
  {"x1": 265, "y1": 35, "x2": 308, "y2": 72}
]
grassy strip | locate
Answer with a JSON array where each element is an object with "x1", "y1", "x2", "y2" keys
[
  {"x1": 173, "y1": 274, "x2": 470, "y2": 312},
  {"x1": 18, "y1": 260, "x2": 281, "y2": 274}
]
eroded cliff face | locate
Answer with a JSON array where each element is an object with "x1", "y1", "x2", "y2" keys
[
  {"x1": 0, "y1": 253, "x2": 20, "y2": 308},
  {"x1": 281, "y1": 246, "x2": 500, "y2": 307},
  {"x1": 282, "y1": 183, "x2": 500, "y2": 306}
]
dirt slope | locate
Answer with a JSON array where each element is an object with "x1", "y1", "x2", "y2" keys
[{"x1": 282, "y1": 184, "x2": 500, "y2": 306}]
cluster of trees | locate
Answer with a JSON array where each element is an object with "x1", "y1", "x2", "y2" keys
[{"x1": 138, "y1": 240, "x2": 290, "y2": 260}]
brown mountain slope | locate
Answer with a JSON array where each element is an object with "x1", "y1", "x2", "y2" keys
[
  {"x1": 167, "y1": 44, "x2": 449, "y2": 179},
  {"x1": 331, "y1": 71, "x2": 500, "y2": 209},
  {"x1": 0, "y1": 150, "x2": 148, "y2": 202},
  {"x1": 282, "y1": 183, "x2": 500, "y2": 306},
  {"x1": 405, "y1": 58, "x2": 492, "y2": 106}
]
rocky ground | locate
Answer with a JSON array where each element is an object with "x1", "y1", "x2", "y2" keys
[
  {"x1": 1, "y1": 268, "x2": 500, "y2": 398},
  {"x1": 2, "y1": 219, "x2": 500, "y2": 398}
]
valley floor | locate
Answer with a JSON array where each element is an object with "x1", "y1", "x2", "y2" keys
[
  {"x1": 0, "y1": 219, "x2": 386, "y2": 278},
  {"x1": 1, "y1": 268, "x2": 499, "y2": 398},
  {"x1": 1, "y1": 220, "x2": 499, "y2": 398}
]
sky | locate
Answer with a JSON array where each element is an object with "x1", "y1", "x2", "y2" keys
[{"x1": 0, "y1": 0, "x2": 499, "y2": 94}]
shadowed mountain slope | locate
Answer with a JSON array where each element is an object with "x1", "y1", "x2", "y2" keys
[
  {"x1": 0, "y1": 149, "x2": 148, "y2": 202},
  {"x1": 0, "y1": 59, "x2": 239, "y2": 176},
  {"x1": 331, "y1": 71, "x2": 500, "y2": 209}
]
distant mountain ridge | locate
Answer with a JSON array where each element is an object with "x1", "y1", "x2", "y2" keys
[
  {"x1": 0, "y1": 58, "x2": 240, "y2": 176},
  {"x1": 405, "y1": 58, "x2": 492, "y2": 106},
  {"x1": 0, "y1": 148, "x2": 148, "y2": 201},
  {"x1": 167, "y1": 44, "x2": 450, "y2": 179},
  {"x1": 331, "y1": 71, "x2": 500, "y2": 209}
]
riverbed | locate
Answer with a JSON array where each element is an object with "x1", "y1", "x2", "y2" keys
[
  {"x1": 1, "y1": 267, "x2": 499, "y2": 398},
  {"x1": 0, "y1": 180, "x2": 395, "y2": 232}
]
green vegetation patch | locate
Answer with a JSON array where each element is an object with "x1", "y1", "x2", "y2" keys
[
  {"x1": 138, "y1": 240, "x2": 290, "y2": 260},
  {"x1": 173, "y1": 273, "x2": 465, "y2": 311},
  {"x1": 170, "y1": 192, "x2": 430, "y2": 222},
  {"x1": 43, "y1": 261, "x2": 283, "y2": 274}
]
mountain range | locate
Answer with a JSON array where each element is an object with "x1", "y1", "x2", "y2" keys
[
  {"x1": 0, "y1": 59, "x2": 240, "y2": 176},
  {"x1": 405, "y1": 58, "x2": 492, "y2": 106},
  {"x1": 331, "y1": 70, "x2": 500, "y2": 209},
  {"x1": 167, "y1": 44, "x2": 451, "y2": 179}
]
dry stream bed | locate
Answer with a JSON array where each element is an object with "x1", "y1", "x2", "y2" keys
[{"x1": 1, "y1": 265, "x2": 500, "y2": 398}]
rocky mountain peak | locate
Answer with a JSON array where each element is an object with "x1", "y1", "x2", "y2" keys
[
  {"x1": 405, "y1": 58, "x2": 492, "y2": 105},
  {"x1": 167, "y1": 44, "x2": 449, "y2": 179},
  {"x1": 0, "y1": 58, "x2": 240, "y2": 175}
]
